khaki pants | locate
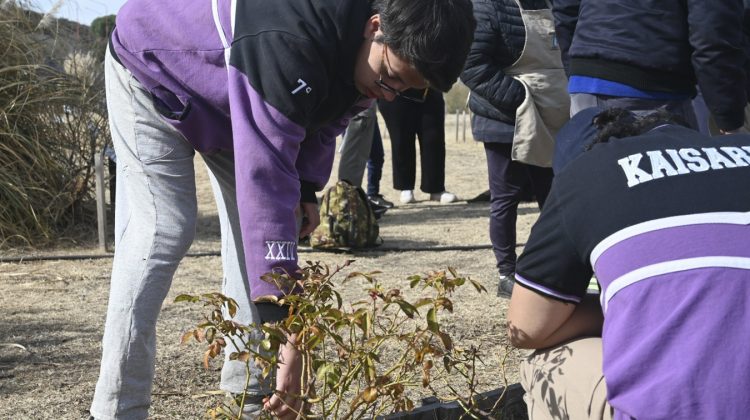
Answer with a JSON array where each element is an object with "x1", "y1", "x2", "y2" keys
[{"x1": 520, "y1": 337, "x2": 613, "y2": 420}]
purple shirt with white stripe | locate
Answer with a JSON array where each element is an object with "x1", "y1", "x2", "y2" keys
[{"x1": 516, "y1": 125, "x2": 750, "y2": 419}]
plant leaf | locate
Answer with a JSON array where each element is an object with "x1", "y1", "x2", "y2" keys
[
  {"x1": 438, "y1": 332, "x2": 453, "y2": 350},
  {"x1": 261, "y1": 339, "x2": 272, "y2": 351},
  {"x1": 469, "y1": 278, "x2": 488, "y2": 293},
  {"x1": 395, "y1": 299, "x2": 418, "y2": 318},
  {"x1": 436, "y1": 297, "x2": 453, "y2": 312},
  {"x1": 408, "y1": 275, "x2": 422, "y2": 288},
  {"x1": 226, "y1": 299, "x2": 238, "y2": 318},
  {"x1": 414, "y1": 298, "x2": 434, "y2": 308},
  {"x1": 361, "y1": 386, "x2": 378, "y2": 403},
  {"x1": 174, "y1": 294, "x2": 198, "y2": 303},
  {"x1": 205, "y1": 327, "x2": 216, "y2": 343},
  {"x1": 334, "y1": 290, "x2": 343, "y2": 309},
  {"x1": 236, "y1": 351, "x2": 251, "y2": 362},
  {"x1": 426, "y1": 307, "x2": 439, "y2": 333},
  {"x1": 203, "y1": 350, "x2": 211, "y2": 369}
]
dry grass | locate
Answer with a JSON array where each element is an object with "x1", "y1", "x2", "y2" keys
[
  {"x1": 0, "y1": 132, "x2": 537, "y2": 419},
  {"x1": 0, "y1": 1, "x2": 107, "y2": 249}
]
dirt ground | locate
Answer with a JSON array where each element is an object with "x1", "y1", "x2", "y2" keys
[{"x1": 0, "y1": 115, "x2": 541, "y2": 419}]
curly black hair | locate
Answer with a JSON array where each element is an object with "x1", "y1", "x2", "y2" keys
[{"x1": 586, "y1": 108, "x2": 690, "y2": 150}]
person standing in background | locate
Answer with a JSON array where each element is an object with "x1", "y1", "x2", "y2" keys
[
  {"x1": 461, "y1": 0, "x2": 569, "y2": 296},
  {"x1": 378, "y1": 89, "x2": 458, "y2": 204},
  {"x1": 337, "y1": 104, "x2": 394, "y2": 216},
  {"x1": 553, "y1": 0, "x2": 746, "y2": 133},
  {"x1": 364, "y1": 119, "x2": 394, "y2": 211},
  {"x1": 338, "y1": 105, "x2": 379, "y2": 189}
]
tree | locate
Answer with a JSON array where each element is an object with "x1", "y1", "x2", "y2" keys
[
  {"x1": 90, "y1": 14, "x2": 116, "y2": 62},
  {"x1": 91, "y1": 15, "x2": 116, "y2": 39}
]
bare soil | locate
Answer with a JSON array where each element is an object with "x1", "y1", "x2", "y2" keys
[{"x1": 0, "y1": 116, "x2": 540, "y2": 419}]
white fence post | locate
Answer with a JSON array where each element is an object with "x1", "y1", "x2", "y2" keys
[
  {"x1": 95, "y1": 152, "x2": 107, "y2": 252},
  {"x1": 455, "y1": 110, "x2": 460, "y2": 142},
  {"x1": 461, "y1": 109, "x2": 467, "y2": 142}
]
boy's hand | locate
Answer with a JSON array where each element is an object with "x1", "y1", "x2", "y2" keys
[
  {"x1": 263, "y1": 338, "x2": 303, "y2": 419},
  {"x1": 297, "y1": 202, "x2": 320, "y2": 238}
]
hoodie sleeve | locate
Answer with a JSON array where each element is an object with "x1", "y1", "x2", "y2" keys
[
  {"x1": 226, "y1": 65, "x2": 306, "y2": 300},
  {"x1": 225, "y1": 31, "x2": 370, "y2": 300},
  {"x1": 226, "y1": 33, "x2": 333, "y2": 300}
]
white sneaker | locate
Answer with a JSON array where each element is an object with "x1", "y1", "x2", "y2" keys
[
  {"x1": 430, "y1": 191, "x2": 458, "y2": 204},
  {"x1": 400, "y1": 190, "x2": 416, "y2": 204}
]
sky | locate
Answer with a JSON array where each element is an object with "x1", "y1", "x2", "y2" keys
[{"x1": 36, "y1": 0, "x2": 126, "y2": 26}]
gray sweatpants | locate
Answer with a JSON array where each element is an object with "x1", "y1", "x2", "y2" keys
[
  {"x1": 90, "y1": 50, "x2": 270, "y2": 420},
  {"x1": 337, "y1": 104, "x2": 377, "y2": 187}
]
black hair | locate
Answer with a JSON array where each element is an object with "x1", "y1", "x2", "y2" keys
[
  {"x1": 373, "y1": 0, "x2": 476, "y2": 92},
  {"x1": 587, "y1": 107, "x2": 690, "y2": 150}
]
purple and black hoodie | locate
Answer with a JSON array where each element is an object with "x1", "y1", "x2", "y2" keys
[{"x1": 110, "y1": 0, "x2": 372, "y2": 299}]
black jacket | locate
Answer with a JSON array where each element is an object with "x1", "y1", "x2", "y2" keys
[
  {"x1": 554, "y1": 0, "x2": 747, "y2": 131},
  {"x1": 460, "y1": 0, "x2": 548, "y2": 126}
]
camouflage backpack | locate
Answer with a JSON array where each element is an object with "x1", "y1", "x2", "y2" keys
[{"x1": 310, "y1": 180, "x2": 380, "y2": 249}]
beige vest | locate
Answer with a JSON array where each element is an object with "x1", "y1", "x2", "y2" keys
[{"x1": 504, "y1": 0, "x2": 570, "y2": 167}]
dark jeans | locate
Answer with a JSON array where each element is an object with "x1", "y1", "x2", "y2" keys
[
  {"x1": 378, "y1": 90, "x2": 446, "y2": 193},
  {"x1": 485, "y1": 142, "x2": 553, "y2": 276},
  {"x1": 366, "y1": 124, "x2": 384, "y2": 196}
]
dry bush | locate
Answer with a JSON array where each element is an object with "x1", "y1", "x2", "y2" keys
[
  {"x1": 0, "y1": 1, "x2": 108, "y2": 248},
  {"x1": 444, "y1": 81, "x2": 470, "y2": 113},
  {"x1": 175, "y1": 262, "x2": 523, "y2": 420}
]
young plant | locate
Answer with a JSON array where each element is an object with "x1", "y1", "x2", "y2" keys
[{"x1": 177, "y1": 260, "x2": 494, "y2": 419}]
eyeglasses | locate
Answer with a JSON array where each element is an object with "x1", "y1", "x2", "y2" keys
[{"x1": 375, "y1": 44, "x2": 429, "y2": 104}]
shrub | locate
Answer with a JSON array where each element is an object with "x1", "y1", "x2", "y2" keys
[
  {"x1": 444, "y1": 81, "x2": 470, "y2": 114},
  {"x1": 90, "y1": 14, "x2": 116, "y2": 62},
  {"x1": 0, "y1": 1, "x2": 108, "y2": 248},
  {"x1": 176, "y1": 261, "x2": 513, "y2": 419}
]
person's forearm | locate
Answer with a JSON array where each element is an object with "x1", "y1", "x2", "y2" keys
[
  {"x1": 537, "y1": 294, "x2": 603, "y2": 348},
  {"x1": 264, "y1": 334, "x2": 303, "y2": 419},
  {"x1": 510, "y1": 294, "x2": 603, "y2": 349}
]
